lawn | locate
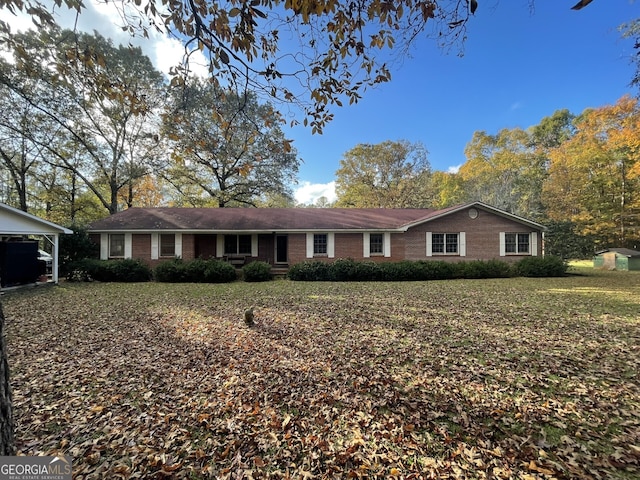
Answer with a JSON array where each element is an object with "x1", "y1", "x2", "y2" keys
[{"x1": 3, "y1": 268, "x2": 640, "y2": 479}]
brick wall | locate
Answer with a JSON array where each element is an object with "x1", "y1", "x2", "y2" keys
[
  {"x1": 132, "y1": 234, "x2": 151, "y2": 261},
  {"x1": 405, "y1": 207, "x2": 542, "y2": 262},
  {"x1": 181, "y1": 234, "x2": 195, "y2": 261}
]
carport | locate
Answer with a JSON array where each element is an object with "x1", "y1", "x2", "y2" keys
[{"x1": 0, "y1": 202, "x2": 72, "y2": 286}]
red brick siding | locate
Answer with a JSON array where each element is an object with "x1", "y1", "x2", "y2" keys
[
  {"x1": 405, "y1": 208, "x2": 542, "y2": 262},
  {"x1": 181, "y1": 234, "x2": 195, "y2": 261},
  {"x1": 132, "y1": 234, "x2": 151, "y2": 261},
  {"x1": 287, "y1": 234, "x2": 307, "y2": 265}
]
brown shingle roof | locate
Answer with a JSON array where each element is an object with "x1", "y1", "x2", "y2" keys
[
  {"x1": 88, "y1": 207, "x2": 440, "y2": 232},
  {"x1": 88, "y1": 202, "x2": 547, "y2": 233}
]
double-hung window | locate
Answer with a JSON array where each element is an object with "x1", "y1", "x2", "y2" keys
[
  {"x1": 369, "y1": 233, "x2": 384, "y2": 255},
  {"x1": 314, "y1": 234, "x2": 328, "y2": 255},
  {"x1": 109, "y1": 234, "x2": 125, "y2": 258},
  {"x1": 159, "y1": 234, "x2": 176, "y2": 257}
]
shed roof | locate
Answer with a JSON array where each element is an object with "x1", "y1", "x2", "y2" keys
[
  {"x1": 88, "y1": 202, "x2": 546, "y2": 233},
  {"x1": 595, "y1": 248, "x2": 640, "y2": 258}
]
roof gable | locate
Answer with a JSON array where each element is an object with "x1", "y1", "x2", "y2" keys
[{"x1": 402, "y1": 202, "x2": 547, "y2": 231}]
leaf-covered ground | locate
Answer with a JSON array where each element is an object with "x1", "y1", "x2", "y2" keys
[{"x1": 3, "y1": 269, "x2": 640, "y2": 479}]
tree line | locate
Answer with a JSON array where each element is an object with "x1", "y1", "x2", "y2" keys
[
  {"x1": 330, "y1": 97, "x2": 640, "y2": 255},
  {"x1": 1, "y1": 29, "x2": 639, "y2": 257},
  {"x1": 0, "y1": 27, "x2": 300, "y2": 223}
]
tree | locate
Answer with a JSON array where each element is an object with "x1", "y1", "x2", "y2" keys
[
  {"x1": 335, "y1": 140, "x2": 431, "y2": 208},
  {"x1": 2, "y1": 1, "x2": 579, "y2": 134},
  {"x1": 430, "y1": 170, "x2": 466, "y2": 208},
  {"x1": 620, "y1": 18, "x2": 640, "y2": 92},
  {"x1": 0, "y1": 27, "x2": 167, "y2": 215},
  {"x1": 543, "y1": 95, "x2": 640, "y2": 247},
  {"x1": 163, "y1": 79, "x2": 299, "y2": 207},
  {"x1": 459, "y1": 128, "x2": 545, "y2": 219}
]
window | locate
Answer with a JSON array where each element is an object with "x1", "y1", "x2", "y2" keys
[
  {"x1": 505, "y1": 233, "x2": 530, "y2": 254},
  {"x1": 160, "y1": 234, "x2": 175, "y2": 257},
  {"x1": 432, "y1": 233, "x2": 458, "y2": 254},
  {"x1": 369, "y1": 233, "x2": 383, "y2": 255},
  {"x1": 224, "y1": 234, "x2": 252, "y2": 255},
  {"x1": 109, "y1": 234, "x2": 125, "y2": 258},
  {"x1": 314, "y1": 234, "x2": 328, "y2": 255}
]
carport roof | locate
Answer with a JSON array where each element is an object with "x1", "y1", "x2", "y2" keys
[{"x1": 0, "y1": 203, "x2": 72, "y2": 235}]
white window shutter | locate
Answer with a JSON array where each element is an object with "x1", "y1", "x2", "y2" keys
[
  {"x1": 383, "y1": 232, "x2": 391, "y2": 257},
  {"x1": 124, "y1": 233, "x2": 132, "y2": 259},
  {"x1": 306, "y1": 233, "x2": 314, "y2": 258},
  {"x1": 251, "y1": 234, "x2": 258, "y2": 257},
  {"x1": 151, "y1": 233, "x2": 159, "y2": 260},
  {"x1": 531, "y1": 232, "x2": 538, "y2": 256},
  {"x1": 175, "y1": 233, "x2": 183, "y2": 258},
  {"x1": 100, "y1": 234, "x2": 108, "y2": 260},
  {"x1": 459, "y1": 232, "x2": 466, "y2": 257},
  {"x1": 363, "y1": 233, "x2": 371, "y2": 258},
  {"x1": 328, "y1": 233, "x2": 335, "y2": 258},
  {"x1": 499, "y1": 232, "x2": 506, "y2": 256},
  {"x1": 426, "y1": 232, "x2": 432, "y2": 257}
]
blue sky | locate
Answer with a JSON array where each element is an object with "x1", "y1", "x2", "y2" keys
[
  {"x1": 287, "y1": 1, "x2": 638, "y2": 203},
  {"x1": 2, "y1": 1, "x2": 637, "y2": 204}
]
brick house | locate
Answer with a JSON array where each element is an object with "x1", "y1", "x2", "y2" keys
[{"x1": 87, "y1": 202, "x2": 546, "y2": 269}]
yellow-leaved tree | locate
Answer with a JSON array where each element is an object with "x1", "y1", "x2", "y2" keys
[{"x1": 543, "y1": 95, "x2": 640, "y2": 247}]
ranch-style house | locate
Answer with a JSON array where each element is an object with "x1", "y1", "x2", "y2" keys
[{"x1": 87, "y1": 202, "x2": 546, "y2": 270}]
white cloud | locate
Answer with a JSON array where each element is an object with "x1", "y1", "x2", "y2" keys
[
  {"x1": 447, "y1": 164, "x2": 462, "y2": 174},
  {"x1": 294, "y1": 181, "x2": 336, "y2": 205}
]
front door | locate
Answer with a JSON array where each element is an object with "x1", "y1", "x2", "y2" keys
[{"x1": 275, "y1": 235, "x2": 288, "y2": 264}]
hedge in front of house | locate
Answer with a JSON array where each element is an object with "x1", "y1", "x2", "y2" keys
[
  {"x1": 154, "y1": 258, "x2": 236, "y2": 283},
  {"x1": 242, "y1": 261, "x2": 273, "y2": 282},
  {"x1": 288, "y1": 257, "x2": 567, "y2": 281},
  {"x1": 514, "y1": 256, "x2": 567, "y2": 277},
  {"x1": 67, "y1": 258, "x2": 152, "y2": 282}
]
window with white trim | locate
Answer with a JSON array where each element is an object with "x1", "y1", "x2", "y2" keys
[
  {"x1": 369, "y1": 233, "x2": 384, "y2": 255},
  {"x1": 505, "y1": 233, "x2": 530, "y2": 254},
  {"x1": 433, "y1": 233, "x2": 459, "y2": 254},
  {"x1": 159, "y1": 234, "x2": 176, "y2": 257},
  {"x1": 109, "y1": 234, "x2": 125, "y2": 258},
  {"x1": 314, "y1": 234, "x2": 328, "y2": 255},
  {"x1": 225, "y1": 234, "x2": 252, "y2": 255},
  {"x1": 427, "y1": 232, "x2": 466, "y2": 257}
]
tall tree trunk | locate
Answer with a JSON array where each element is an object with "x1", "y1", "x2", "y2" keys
[{"x1": 0, "y1": 302, "x2": 15, "y2": 455}]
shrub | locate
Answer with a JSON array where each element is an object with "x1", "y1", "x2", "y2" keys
[
  {"x1": 59, "y1": 224, "x2": 100, "y2": 277},
  {"x1": 154, "y1": 259, "x2": 187, "y2": 282},
  {"x1": 242, "y1": 261, "x2": 273, "y2": 282},
  {"x1": 330, "y1": 258, "x2": 360, "y2": 281},
  {"x1": 457, "y1": 259, "x2": 513, "y2": 279},
  {"x1": 68, "y1": 258, "x2": 152, "y2": 282},
  {"x1": 202, "y1": 260, "x2": 237, "y2": 283},
  {"x1": 154, "y1": 258, "x2": 236, "y2": 283},
  {"x1": 354, "y1": 261, "x2": 383, "y2": 281},
  {"x1": 287, "y1": 261, "x2": 332, "y2": 281},
  {"x1": 515, "y1": 256, "x2": 567, "y2": 277}
]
